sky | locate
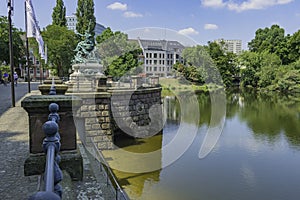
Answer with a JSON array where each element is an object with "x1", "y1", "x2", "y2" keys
[{"x1": 1, "y1": 0, "x2": 300, "y2": 49}]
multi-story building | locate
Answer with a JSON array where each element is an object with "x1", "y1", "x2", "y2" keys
[
  {"x1": 136, "y1": 38, "x2": 185, "y2": 77},
  {"x1": 20, "y1": 50, "x2": 49, "y2": 81},
  {"x1": 66, "y1": 14, "x2": 106, "y2": 36},
  {"x1": 215, "y1": 39, "x2": 242, "y2": 54}
]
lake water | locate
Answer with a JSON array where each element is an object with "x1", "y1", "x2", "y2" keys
[{"x1": 103, "y1": 90, "x2": 300, "y2": 200}]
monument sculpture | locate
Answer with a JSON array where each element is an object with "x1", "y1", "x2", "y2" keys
[
  {"x1": 73, "y1": 30, "x2": 97, "y2": 64},
  {"x1": 68, "y1": 25, "x2": 106, "y2": 92}
]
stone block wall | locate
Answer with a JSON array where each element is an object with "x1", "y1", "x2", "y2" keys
[
  {"x1": 110, "y1": 88, "x2": 163, "y2": 139},
  {"x1": 72, "y1": 87, "x2": 162, "y2": 150}
]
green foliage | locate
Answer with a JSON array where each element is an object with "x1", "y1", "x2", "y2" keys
[
  {"x1": 248, "y1": 24, "x2": 290, "y2": 64},
  {"x1": 173, "y1": 62, "x2": 207, "y2": 84},
  {"x1": 0, "y1": 64, "x2": 10, "y2": 74},
  {"x1": 96, "y1": 29, "x2": 142, "y2": 79},
  {"x1": 96, "y1": 27, "x2": 114, "y2": 44},
  {"x1": 238, "y1": 49, "x2": 300, "y2": 93},
  {"x1": 180, "y1": 45, "x2": 221, "y2": 84},
  {"x1": 0, "y1": 16, "x2": 26, "y2": 67},
  {"x1": 76, "y1": 0, "x2": 96, "y2": 37},
  {"x1": 288, "y1": 30, "x2": 300, "y2": 63},
  {"x1": 238, "y1": 51, "x2": 261, "y2": 87},
  {"x1": 105, "y1": 49, "x2": 143, "y2": 80},
  {"x1": 52, "y1": 0, "x2": 67, "y2": 26},
  {"x1": 42, "y1": 25, "x2": 77, "y2": 77},
  {"x1": 269, "y1": 65, "x2": 300, "y2": 93},
  {"x1": 256, "y1": 52, "x2": 281, "y2": 88},
  {"x1": 206, "y1": 42, "x2": 239, "y2": 87}
]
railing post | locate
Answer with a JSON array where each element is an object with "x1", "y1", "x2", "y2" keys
[{"x1": 42, "y1": 102, "x2": 63, "y2": 198}]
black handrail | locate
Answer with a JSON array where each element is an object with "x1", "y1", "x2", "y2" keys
[
  {"x1": 90, "y1": 139, "x2": 130, "y2": 200},
  {"x1": 29, "y1": 84, "x2": 62, "y2": 200}
]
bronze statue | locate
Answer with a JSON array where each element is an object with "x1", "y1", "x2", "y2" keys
[{"x1": 73, "y1": 28, "x2": 97, "y2": 63}]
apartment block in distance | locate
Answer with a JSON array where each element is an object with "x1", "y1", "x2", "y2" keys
[
  {"x1": 66, "y1": 14, "x2": 106, "y2": 36},
  {"x1": 137, "y1": 38, "x2": 185, "y2": 77},
  {"x1": 215, "y1": 39, "x2": 242, "y2": 54}
]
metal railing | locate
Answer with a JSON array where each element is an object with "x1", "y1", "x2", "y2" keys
[
  {"x1": 43, "y1": 103, "x2": 62, "y2": 196},
  {"x1": 89, "y1": 140, "x2": 130, "y2": 200},
  {"x1": 29, "y1": 85, "x2": 62, "y2": 200}
]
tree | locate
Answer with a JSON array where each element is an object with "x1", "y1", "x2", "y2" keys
[
  {"x1": 96, "y1": 27, "x2": 114, "y2": 44},
  {"x1": 76, "y1": 0, "x2": 96, "y2": 36},
  {"x1": 238, "y1": 51, "x2": 261, "y2": 87},
  {"x1": 288, "y1": 30, "x2": 300, "y2": 63},
  {"x1": 206, "y1": 41, "x2": 239, "y2": 87},
  {"x1": 256, "y1": 52, "x2": 281, "y2": 88},
  {"x1": 96, "y1": 29, "x2": 142, "y2": 79},
  {"x1": 248, "y1": 24, "x2": 289, "y2": 64},
  {"x1": 0, "y1": 16, "x2": 25, "y2": 68},
  {"x1": 42, "y1": 25, "x2": 77, "y2": 77},
  {"x1": 52, "y1": 0, "x2": 67, "y2": 26},
  {"x1": 105, "y1": 49, "x2": 143, "y2": 80},
  {"x1": 181, "y1": 45, "x2": 219, "y2": 84}
]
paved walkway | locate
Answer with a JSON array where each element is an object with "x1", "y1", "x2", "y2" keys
[
  {"x1": 0, "y1": 90, "x2": 116, "y2": 200},
  {"x1": 0, "y1": 90, "x2": 40, "y2": 199}
]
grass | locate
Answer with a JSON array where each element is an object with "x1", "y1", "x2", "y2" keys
[{"x1": 159, "y1": 77, "x2": 221, "y2": 96}]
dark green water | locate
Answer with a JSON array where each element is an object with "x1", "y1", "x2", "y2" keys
[{"x1": 106, "y1": 90, "x2": 300, "y2": 200}]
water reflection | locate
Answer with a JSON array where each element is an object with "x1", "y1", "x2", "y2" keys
[
  {"x1": 107, "y1": 90, "x2": 300, "y2": 200},
  {"x1": 236, "y1": 91, "x2": 300, "y2": 149}
]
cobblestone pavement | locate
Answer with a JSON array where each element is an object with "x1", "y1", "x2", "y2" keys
[
  {"x1": 0, "y1": 90, "x2": 40, "y2": 199},
  {"x1": 0, "y1": 90, "x2": 116, "y2": 200}
]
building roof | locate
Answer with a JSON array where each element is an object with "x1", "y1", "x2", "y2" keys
[{"x1": 137, "y1": 39, "x2": 185, "y2": 52}]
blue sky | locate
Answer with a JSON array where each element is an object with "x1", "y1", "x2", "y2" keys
[{"x1": 1, "y1": 0, "x2": 300, "y2": 49}]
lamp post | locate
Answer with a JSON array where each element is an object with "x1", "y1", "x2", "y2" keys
[{"x1": 8, "y1": 0, "x2": 15, "y2": 107}]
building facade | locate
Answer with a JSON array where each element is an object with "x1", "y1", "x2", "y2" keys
[
  {"x1": 66, "y1": 15, "x2": 106, "y2": 36},
  {"x1": 20, "y1": 51, "x2": 49, "y2": 81},
  {"x1": 137, "y1": 38, "x2": 185, "y2": 77},
  {"x1": 215, "y1": 39, "x2": 242, "y2": 54}
]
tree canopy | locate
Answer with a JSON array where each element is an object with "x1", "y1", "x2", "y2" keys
[
  {"x1": 0, "y1": 16, "x2": 25, "y2": 68},
  {"x1": 52, "y1": 0, "x2": 67, "y2": 26},
  {"x1": 76, "y1": 0, "x2": 96, "y2": 37},
  {"x1": 96, "y1": 28, "x2": 142, "y2": 79},
  {"x1": 42, "y1": 24, "x2": 77, "y2": 77}
]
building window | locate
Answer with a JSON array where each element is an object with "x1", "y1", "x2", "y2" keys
[
  {"x1": 154, "y1": 67, "x2": 157, "y2": 71},
  {"x1": 154, "y1": 53, "x2": 157, "y2": 58}
]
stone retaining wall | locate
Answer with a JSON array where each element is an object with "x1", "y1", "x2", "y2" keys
[{"x1": 71, "y1": 87, "x2": 162, "y2": 150}]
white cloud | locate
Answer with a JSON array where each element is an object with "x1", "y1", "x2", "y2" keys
[
  {"x1": 201, "y1": 0, "x2": 226, "y2": 8},
  {"x1": 178, "y1": 27, "x2": 199, "y2": 35},
  {"x1": 124, "y1": 11, "x2": 143, "y2": 18},
  {"x1": 204, "y1": 23, "x2": 219, "y2": 30},
  {"x1": 107, "y1": 2, "x2": 128, "y2": 11},
  {"x1": 201, "y1": 0, "x2": 294, "y2": 12}
]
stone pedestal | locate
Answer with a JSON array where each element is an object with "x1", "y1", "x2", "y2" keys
[
  {"x1": 38, "y1": 77, "x2": 68, "y2": 95},
  {"x1": 21, "y1": 95, "x2": 83, "y2": 180},
  {"x1": 68, "y1": 62, "x2": 105, "y2": 93},
  {"x1": 149, "y1": 76, "x2": 160, "y2": 87},
  {"x1": 131, "y1": 76, "x2": 143, "y2": 89}
]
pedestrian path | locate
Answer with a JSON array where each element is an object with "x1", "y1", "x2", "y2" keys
[
  {"x1": 0, "y1": 90, "x2": 40, "y2": 199},
  {"x1": 0, "y1": 90, "x2": 116, "y2": 199}
]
